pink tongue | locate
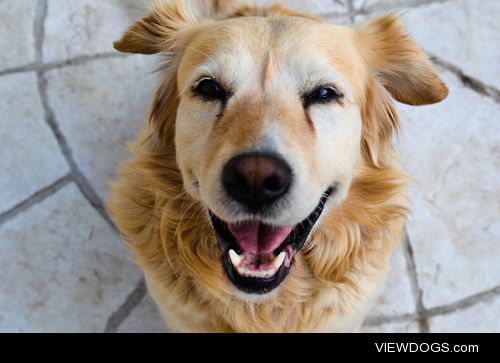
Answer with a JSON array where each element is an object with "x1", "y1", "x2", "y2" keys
[{"x1": 229, "y1": 221, "x2": 293, "y2": 255}]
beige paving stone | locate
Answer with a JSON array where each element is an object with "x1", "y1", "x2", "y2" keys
[
  {"x1": 362, "y1": 320, "x2": 419, "y2": 333},
  {"x1": 402, "y1": 0, "x2": 500, "y2": 88},
  {"x1": 397, "y1": 69, "x2": 500, "y2": 308},
  {"x1": 354, "y1": 0, "x2": 414, "y2": 13},
  {"x1": 45, "y1": 56, "x2": 156, "y2": 200},
  {"x1": 0, "y1": 72, "x2": 69, "y2": 213},
  {"x1": 368, "y1": 246, "x2": 416, "y2": 317},
  {"x1": 43, "y1": 0, "x2": 133, "y2": 62},
  {"x1": 0, "y1": 183, "x2": 141, "y2": 332},
  {"x1": 429, "y1": 295, "x2": 500, "y2": 333},
  {"x1": 117, "y1": 295, "x2": 169, "y2": 333},
  {"x1": 354, "y1": 0, "x2": 500, "y2": 88},
  {"x1": 0, "y1": 0, "x2": 37, "y2": 70}
]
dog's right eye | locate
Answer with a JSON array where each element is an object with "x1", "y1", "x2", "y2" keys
[{"x1": 193, "y1": 78, "x2": 228, "y2": 102}]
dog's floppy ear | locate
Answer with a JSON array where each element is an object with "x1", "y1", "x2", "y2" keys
[
  {"x1": 114, "y1": 0, "x2": 201, "y2": 54},
  {"x1": 358, "y1": 14, "x2": 448, "y2": 105},
  {"x1": 114, "y1": 0, "x2": 240, "y2": 54}
]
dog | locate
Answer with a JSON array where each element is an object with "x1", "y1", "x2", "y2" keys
[{"x1": 108, "y1": 0, "x2": 447, "y2": 332}]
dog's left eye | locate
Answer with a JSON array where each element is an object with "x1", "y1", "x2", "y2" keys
[
  {"x1": 193, "y1": 78, "x2": 228, "y2": 102},
  {"x1": 304, "y1": 86, "x2": 342, "y2": 107}
]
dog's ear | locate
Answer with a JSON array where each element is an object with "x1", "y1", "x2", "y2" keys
[
  {"x1": 114, "y1": 0, "x2": 202, "y2": 54},
  {"x1": 114, "y1": 0, "x2": 241, "y2": 54},
  {"x1": 358, "y1": 14, "x2": 448, "y2": 105}
]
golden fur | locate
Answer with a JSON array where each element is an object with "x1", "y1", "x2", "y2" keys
[{"x1": 108, "y1": 0, "x2": 447, "y2": 332}]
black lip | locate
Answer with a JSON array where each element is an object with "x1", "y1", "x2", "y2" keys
[{"x1": 210, "y1": 187, "x2": 334, "y2": 295}]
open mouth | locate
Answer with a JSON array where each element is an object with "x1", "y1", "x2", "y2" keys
[{"x1": 209, "y1": 187, "x2": 334, "y2": 295}]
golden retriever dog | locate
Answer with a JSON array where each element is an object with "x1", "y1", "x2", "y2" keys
[{"x1": 108, "y1": 0, "x2": 448, "y2": 332}]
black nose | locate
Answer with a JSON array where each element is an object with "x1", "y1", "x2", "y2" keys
[{"x1": 222, "y1": 153, "x2": 292, "y2": 212}]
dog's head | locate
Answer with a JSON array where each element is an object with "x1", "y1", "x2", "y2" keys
[{"x1": 115, "y1": 0, "x2": 447, "y2": 297}]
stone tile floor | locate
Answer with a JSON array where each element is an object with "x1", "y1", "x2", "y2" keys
[{"x1": 0, "y1": 0, "x2": 498, "y2": 333}]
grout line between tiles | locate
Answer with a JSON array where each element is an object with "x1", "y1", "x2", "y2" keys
[
  {"x1": 402, "y1": 231, "x2": 430, "y2": 333},
  {"x1": 0, "y1": 53, "x2": 130, "y2": 78},
  {"x1": 363, "y1": 313, "x2": 419, "y2": 327},
  {"x1": 103, "y1": 278, "x2": 147, "y2": 333},
  {"x1": 425, "y1": 284, "x2": 500, "y2": 318},
  {"x1": 0, "y1": 176, "x2": 72, "y2": 226},
  {"x1": 430, "y1": 54, "x2": 500, "y2": 105},
  {"x1": 0, "y1": 63, "x2": 37, "y2": 77},
  {"x1": 346, "y1": 0, "x2": 355, "y2": 23},
  {"x1": 33, "y1": 0, "x2": 117, "y2": 232},
  {"x1": 367, "y1": 283, "x2": 500, "y2": 329},
  {"x1": 42, "y1": 52, "x2": 131, "y2": 72}
]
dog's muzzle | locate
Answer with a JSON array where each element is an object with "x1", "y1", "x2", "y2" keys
[{"x1": 208, "y1": 153, "x2": 334, "y2": 295}]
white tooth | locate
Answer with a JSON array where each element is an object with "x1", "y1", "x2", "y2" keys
[
  {"x1": 273, "y1": 252, "x2": 286, "y2": 269},
  {"x1": 229, "y1": 249, "x2": 242, "y2": 267}
]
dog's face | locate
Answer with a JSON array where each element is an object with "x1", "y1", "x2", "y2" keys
[
  {"x1": 175, "y1": 17, "x2": 364, "y2": 294},
  {"x1": 115, "y1": 0, "x2": 447, "y2": 297}
]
